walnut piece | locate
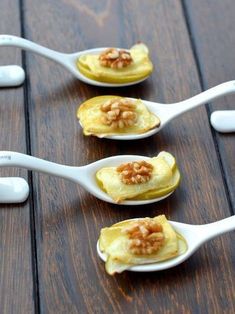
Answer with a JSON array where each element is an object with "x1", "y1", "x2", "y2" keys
[
  {"x1": 100, "y1": 98, "x2": 138, "y2": 129},
  {"x1": 124, "y1": 219, "x2": 165, "y2": 255},
  {"x1": 117, "y1": 160, "x2": 153, "y2": 185},
  {"x1": 99, "y1": 48, "x2": 133, "y2": 69}
]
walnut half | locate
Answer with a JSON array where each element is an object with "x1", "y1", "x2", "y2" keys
[
  {"x1": 99, "y1": 48, "x2": 133, "y2": 69},
  {"x1": 100, "y1": 98, "x2": 138, "y2": 129},
  {"x1": 117, "y1": 160, "x2": 153, "y2": 184},
  {"x1": 124, "y1": 219, "x2": 165, "y2": 255}
]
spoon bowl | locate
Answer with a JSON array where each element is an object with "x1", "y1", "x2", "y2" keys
[
  {"x1": 79, "y1": 80, "x2": 235, "y2": 139},
  {"x1": 0, "y1": 151, "x2": 174, "y2": 205},
  {"x1": 0, "y1": 35, "x2": 149, "y2": 87},
  {"x1": 97, "y1": 215, "x2": 235, "y2": 272}
]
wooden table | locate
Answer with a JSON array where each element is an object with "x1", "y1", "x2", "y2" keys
[{"x1": 0, "y1": 1, "x2": 234, "y2": 313}]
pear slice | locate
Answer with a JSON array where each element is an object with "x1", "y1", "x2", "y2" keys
[
  {"x1": 134, "y1": 167, "x2": 180, "y2": 200},
  {"x1": 76, "y1": 43, "x2": 153, "y2": 84},
  {"x1": 77, "y1": 95, "x2": 160, "y2": 137},
  {"x1": 98, "y1": 215, "x2": 188, "y2": 275},
  {"x1": 95, "y1": 152, "x2": 180, "y2": 202},
  {"x1": 132, "y1": 152, "x2": 179, "y2": 200},
  {"x1": 77, "y1": 59, "x2": 148, "y2": 83},
  {"x1": 96, "y1": 156, "x2": 173, "y2": 202},
  {"x1": 156, "y1": 151, "x2": 176, "y2": 171}
]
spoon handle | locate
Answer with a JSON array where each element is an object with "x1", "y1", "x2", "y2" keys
[
  {"x1": 199, "y1": 215, "x2": 235, "y2": 242},
  {"x1": 210, "y1": 110, "x2": 235, "y2": 133},
  {"x1": 0, "y1": 177, "x2": 29, "y2": 203},
  {"x1": 0, "y1": 151, "x2": 79, "y2": 183},
  {"x1": 169, "y1": 80, "x2": 235, "y2": 118},
  {"x1": 0, "y1": 65, "x2": 25, "y2": 87},
  {"x1": 0, "y1": 34, "x2": 67, "y2": 66}
]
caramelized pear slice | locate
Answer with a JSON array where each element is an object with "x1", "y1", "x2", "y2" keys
[
  {"x1": 96, "y1": 152, "x2": 180, "y2": 202},
  {"x1": 76, "y1": 43, "x2": 153, "y2": 84},
  {"x1": 134, "y1": 151, "x2": 178, "y2": 200},
  {"x1": 77, "y1": 95, "x2": 160, "y2": 137},
  {"x1": 135, "y1": 167, "x2": 180, "y2": 200},
  {"x1": 157, "y1": 151, "x2": 176, "y2": 171},
  {"x1": 99, "y1": 215, "x2": 188, "y2": 275},
  {"x1": 96, "y1": 156, "x2": 173, "y2": 203}
]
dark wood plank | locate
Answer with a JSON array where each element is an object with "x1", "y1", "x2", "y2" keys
[
  {"x1": 23, "y1": 0, "x2": 235, "y2": 312},
  {"x1": 184, "y1": 0, "x2": 235, "y2": 210},
  {"x1": 0, "y1": 1, "x2": 35, "y2": 313}
]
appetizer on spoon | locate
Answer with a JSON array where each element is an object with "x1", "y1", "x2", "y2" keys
[
  {"x1": 97, "y1": 214, "x2": 235, "y2": 274},
  {"x1": 0, "y1": 35, "x2": 153, "y2": 87},
  {"x1": 77, "y1": 80, "x2": 235, "y2": 139},
  {"x1": 0, "y1": 151, "x2": 179, "y2": 205}
]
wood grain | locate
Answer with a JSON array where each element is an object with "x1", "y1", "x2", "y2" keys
[
  {"x1": 185, "y1": 0, "x2": 235, "y2": 210},
  {"x1": 0, "y1": 1, "x2": 35, "y2": 313},
  {"x1": 20, "y1": 0, "x2": 235, "y2": 313}
]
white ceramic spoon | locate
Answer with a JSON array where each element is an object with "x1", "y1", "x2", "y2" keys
[
  {"x1": 86, "y1": 80, "x2": 235, "y2": 140},
  {"x1": 0, "y1": 151, "x2": 173, "y2": 205},
  {"x1": 0, "y1": 65, "x2": 25, "y2": 87},
  {"x1": 210, "y1": 110, "x2": 235, "y2": 133},
  {"x1": 97, "y1": 215, "x2": 235, "y2": 272},
  {"x1": 0, "y1": 177, "x2": 29, "y2": 203},
  {"x1": 0, "y1": 34, "x2": 147, "y2": 87}
]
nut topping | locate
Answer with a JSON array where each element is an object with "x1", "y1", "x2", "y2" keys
[
  {"x1": 99, "y1": 48, "x2": 133, "y2": 69},
  {"x1": 117, "y1": 160, "x2": 153, "y2": 185},
  {"x1": 100, "y1": 98, "x2": 138, "y2": 129},
  {"x1": 124, "y1": 219, "x2": 165, "y2": 255}
]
